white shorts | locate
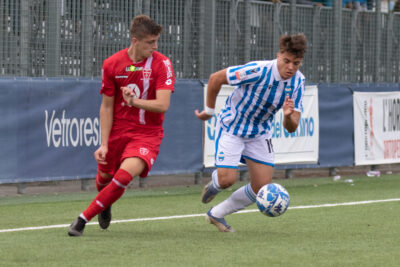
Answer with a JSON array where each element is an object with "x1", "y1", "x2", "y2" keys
[{"x1": 214, "y1": 123, "x2": 274, "y2": 169}]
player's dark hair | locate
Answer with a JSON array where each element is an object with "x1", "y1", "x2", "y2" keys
[
  {"x1": 130, "y1": 15, "x2": 163, "y2": 40},
  {"x1": 279, "y1": 33, "x2": 307, "y2": 59}
]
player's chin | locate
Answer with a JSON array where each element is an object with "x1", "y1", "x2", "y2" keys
[{"x1": 284, "y1": 73, "x2": 293, "y2": 79}]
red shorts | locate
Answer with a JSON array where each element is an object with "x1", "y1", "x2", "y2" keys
[{"x1": 98, "y1": 130, "x2": 163, "y2": 178}]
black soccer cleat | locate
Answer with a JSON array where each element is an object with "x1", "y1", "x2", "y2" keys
[
  {"x1": 98, "y1": 206, "x2": 112, "y2": 229},
  {"x1": 68, "y1": 217, "x2": 86, "y2": 237}
]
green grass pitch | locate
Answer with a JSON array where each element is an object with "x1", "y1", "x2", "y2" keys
[{"x1": 1, "y1": 174, "x2": 399, "y2": 266}]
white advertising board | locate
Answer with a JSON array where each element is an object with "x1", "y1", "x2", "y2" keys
[
  {"x1": 203, "y1": 85, "x2": 319, "y2": 167},
  {"x1": 353, "y1": 91, "x2": 400, "y2": 165}
]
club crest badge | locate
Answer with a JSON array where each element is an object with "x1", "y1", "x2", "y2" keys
[
  {"x1": 140, "y1": 147, "x2": 149, "y2": 156},
  {"x1": 143, "y1": 69, "x2": 152, "y2": 79}
]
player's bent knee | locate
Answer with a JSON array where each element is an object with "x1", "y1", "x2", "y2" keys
[
  {"x1": 98, "y1": 170, "x2": 112, "y2": 179},
  {"x1": 113, "y1": 169, "x2": 133, "y2": 187},
  {"x1": 218, "y1": 173, "x2": 237, "y2": 188}
]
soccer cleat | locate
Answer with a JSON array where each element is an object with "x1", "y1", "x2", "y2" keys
[
  {"x1": 68, "y1": 217, "x2": 86, "y2": 236},
  {"x1": 201, "y1": 181, "x2": 220, "y2": 204},
  {"x1": 205, "y1": 209, "x2": 235, "y2": 233},
  {"x1": 98, "y1": 206, "x2": 112, "y2": 229}
]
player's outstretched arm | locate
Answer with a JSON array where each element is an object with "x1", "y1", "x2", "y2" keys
[{"x1": 195, "y1": 69, "x2": 228, "y2": 121}]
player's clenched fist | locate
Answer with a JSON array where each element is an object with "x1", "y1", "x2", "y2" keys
[
  {"x1": 121, "y1": 86, "x2": 137, "y2": 107},
  {"x1": 283, "y1": 95, "x2": 295, "y2": 116},
  {"x1": 94, "y1": 145, "x2": 108, "y2": 165},
  {"x1": 194, "y1": 109, "x2": 213, "y2": 121}
]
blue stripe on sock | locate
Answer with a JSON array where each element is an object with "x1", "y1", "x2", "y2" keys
[{"x1": 245, "y1": 184, "x2": 257, "y2": 202}]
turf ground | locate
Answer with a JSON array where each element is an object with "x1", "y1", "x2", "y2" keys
[{"x1": 1, "y1": 174, "x2": 399, "y2": 266}]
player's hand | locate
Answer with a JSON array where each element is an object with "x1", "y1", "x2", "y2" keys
[
  {"x1": 194, "y1": 109, "x2": 213, "y2": 121},
  {"x1": 94, "y1": 145, "x2": 108, "y2": 165},
  {"x1": 121, "y1": 86, "x2": 136, "y2": 107},
  {"x1": 283, "y1": 95, "x2": 295, "y2": 116}
]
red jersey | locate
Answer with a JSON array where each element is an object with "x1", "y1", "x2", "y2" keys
[{"x1": 100, "y1": 49, "x2": 175, "y2": 132}]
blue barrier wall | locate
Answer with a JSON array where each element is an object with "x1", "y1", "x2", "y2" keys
[
  {"x1": 0, "y1": 78, "x2": 204, "y2": 183},
  {"x1": 0, "y1": 79, "x2": 399, "y2": 183}
]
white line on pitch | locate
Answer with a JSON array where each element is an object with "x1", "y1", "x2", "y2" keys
[{"x1": 1, "y1": 198, "x2": 400, "y2": 233}]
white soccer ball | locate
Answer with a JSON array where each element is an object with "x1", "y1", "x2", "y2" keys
[{"x1": 256, "y1": 183, "x2": 290, "y2": 217}]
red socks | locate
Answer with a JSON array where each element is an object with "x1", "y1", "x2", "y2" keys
[
  {"x1": 82, "y1": 169, "x2": 132, "y2": 221},
  {"x1": 96, "y1": 171, "x2": 112, "y2": 192}
]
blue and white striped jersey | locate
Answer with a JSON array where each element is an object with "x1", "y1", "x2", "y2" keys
[{"x1": 220, "y1": 59, "x2": 305, "y2": 139}]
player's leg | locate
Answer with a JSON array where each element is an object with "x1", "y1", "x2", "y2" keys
[
  {"x1": 68, "y1": 158, "x2": 145, "y2": 237},
  {"x1": 204, "y1": 131, "x2": 245, "y2": 232},
  {"x1": 96, "y1": 170, "x2": 112, "y2": 192},
  {"x1": 202, "y1": 127, "x2": 244, "y2": 204},
  {"x1": 204, "y1": 168, "x2": 238, "y2": 231},
  {"x1": 246, "y1": 158, "x2": 274, "y2": 198},
  {"x1": 202, "y1": 167, "x2": 237, "y2": 203},
  {"x1": 206, "y1": 136, "x2": 274, "y2": 232},
  {"x1": 207, "y1": 161, "x2": 273, "y2": 232},
  {"x1": 68, "y1": 135, "x2": 161, "y2": 236},
  {"x1": 96, "y1": 170, "x2": 113, "y2": 229}
]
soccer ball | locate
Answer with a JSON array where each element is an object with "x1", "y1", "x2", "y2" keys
[{"x1": 256, "y1": 183, "x2": 290, "y2": 217}]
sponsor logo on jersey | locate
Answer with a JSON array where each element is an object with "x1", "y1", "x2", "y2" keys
[
  {"x1": 163, "y1": 59, "x2": 173, "y2": 78},
  {"x1": 235, "y1": 70, "x2": 246, "y2": 81},
  {"x1": 125, "y1": 65, "x2": 143, "y2": 72},
  {"x1": 127, "y1": 83, "x2": 141, "y2": 98},
  {"x1": 165, "y1": 79, "x2": 172, "y2": 85},
  {"x1": 115, "y1": 75, "x2": 128, "y2": 79}
]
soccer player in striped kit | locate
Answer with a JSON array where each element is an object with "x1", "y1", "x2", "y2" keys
[
  {"x1": 195, "y1": 34, "x2": 307, "y2": 232},
  {"x1": 68, "y1": 15, "x2": 175, "y2": 236}
]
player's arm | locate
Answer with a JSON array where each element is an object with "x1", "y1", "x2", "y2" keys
[
  {"x1": 94, "y1": 95, "x2": 114, "y2": 164},
  {"x1": 195, "y1": 69, "x2": 228, "y2": 121},
  {"x1": 282, "y1": 95, "x2": 300, "y2": 133},
  {"x1": 121, "y1": 87, "x2": 172, "y2": 113}
]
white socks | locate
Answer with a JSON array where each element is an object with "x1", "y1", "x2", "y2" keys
[
  {"x1": 211, "y1": 183, "x2": 256, "y2": 218},
  {"x1": 211, "y1": 169, "x2": 221, "y2": 191}
]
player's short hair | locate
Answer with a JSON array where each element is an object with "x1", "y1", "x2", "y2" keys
[
  {"x1": 279, "y1": 33, "x2": 307, "y2": 59},
  {"x1": 130, "y1": 15, "x2": 163, "y2": 40}
]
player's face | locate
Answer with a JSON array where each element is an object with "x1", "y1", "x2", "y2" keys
[
  {"x1": 276, "y1": 52, "x2": 303, "y2": 80},
  {"x1": 133, "y1": 34, "x2": 160, "y2": 60}
]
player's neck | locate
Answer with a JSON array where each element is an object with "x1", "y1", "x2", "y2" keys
[{"x1": 127, "y1": 46, "x2": 146, "y2": 63}]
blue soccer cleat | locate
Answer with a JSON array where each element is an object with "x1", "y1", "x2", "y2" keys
[
  {"x1": 201, "y1": 181, "x2": 221, "y2": 204},
  {"x1": 205, "y1": 209, "x2": 235, "y2": 233}
]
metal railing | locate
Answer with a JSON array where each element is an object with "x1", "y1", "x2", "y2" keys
[{"x1": 0, "y1": 0, "x2": 399, "y2": 82}]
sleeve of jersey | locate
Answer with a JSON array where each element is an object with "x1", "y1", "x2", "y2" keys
[
  {"x1": 226, "y1": 62, "x2": 263, "y2": 86},
  {"x1": 293, "y1": 76, "x2": 305, "y2": 112},
  {"x1": 100, "y1": 60, "x2": 116, "y2": 96},
  {"x1": 155, "y1": 58, "x2": 175, "y2": 92}
]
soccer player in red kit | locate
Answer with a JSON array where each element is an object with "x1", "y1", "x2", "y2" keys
[{"x1": 68, "y1": 15, "x2": 175, "y2": 236}]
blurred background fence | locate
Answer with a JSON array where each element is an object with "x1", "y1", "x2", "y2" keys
[{"x1": 1, "y1": 0, "x2": 399, "y2": 82}]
